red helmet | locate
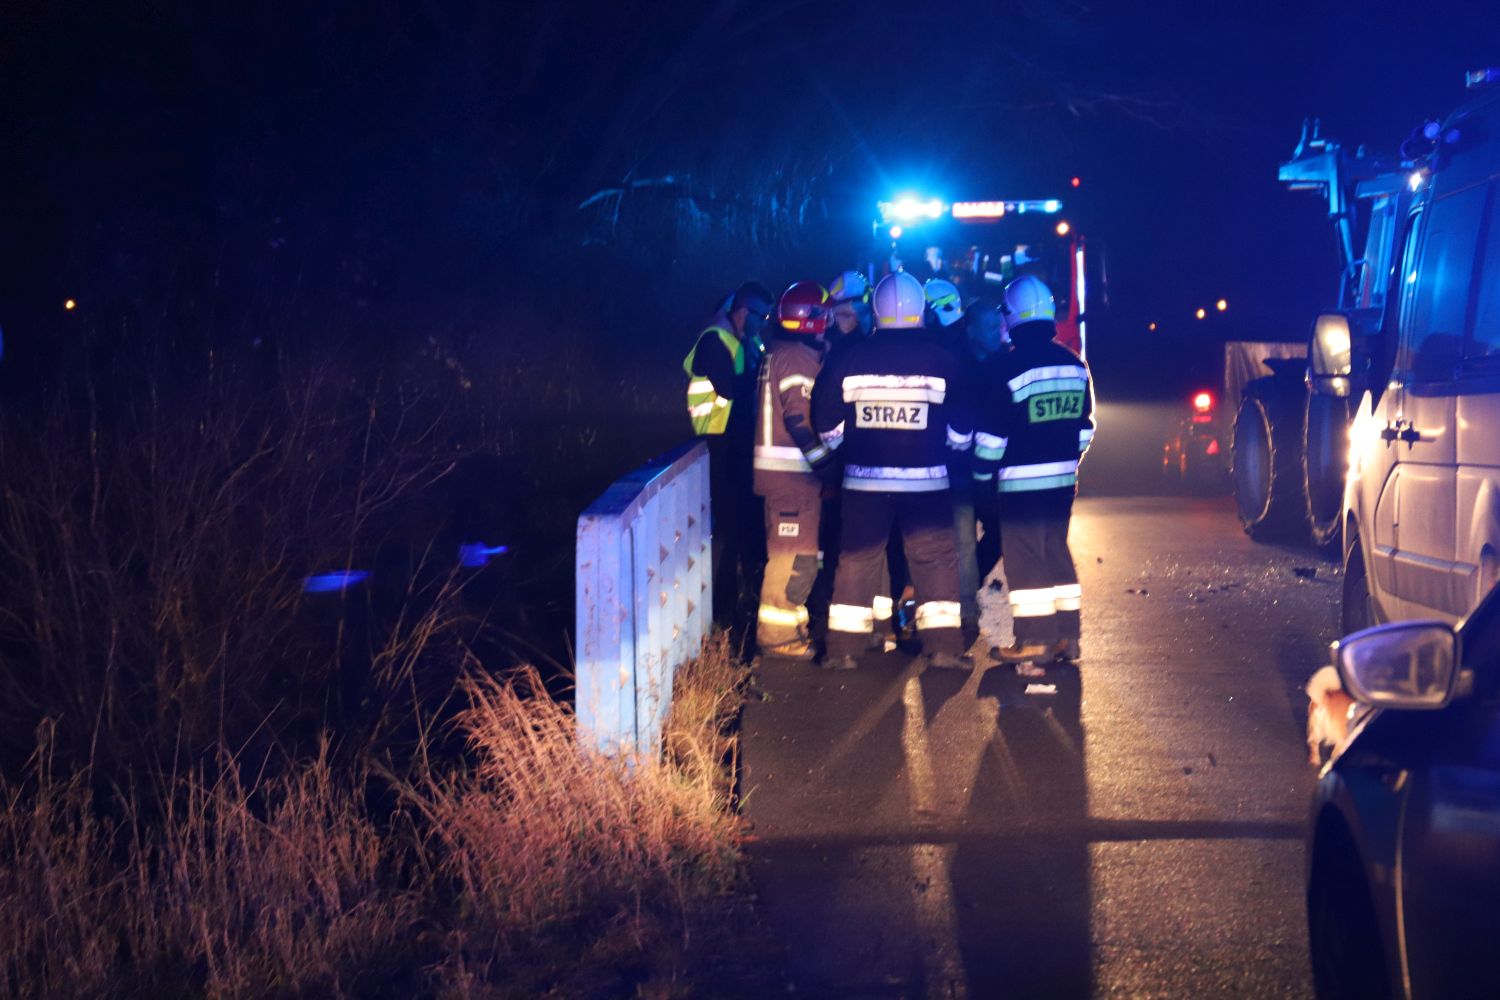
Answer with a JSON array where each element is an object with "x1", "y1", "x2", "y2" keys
[{"x1": 777, "y1": 281, "x2": 829, "y2": 334}]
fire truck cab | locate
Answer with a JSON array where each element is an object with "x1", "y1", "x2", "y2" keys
[{"x1": 867, "y1": 194, "x2": 1099, "y2": 358}]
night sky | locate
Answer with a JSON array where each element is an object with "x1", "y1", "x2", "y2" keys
[{"x1": 3, "y1": 1, "x2": 1499, "y2": 399}]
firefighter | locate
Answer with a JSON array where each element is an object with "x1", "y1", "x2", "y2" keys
[
  {"x1": 817, "y1": 269, "x2": 901, "y2": 639},
  {"x1": 925, "y1": 278, "x2": 984, "y2": 648},
  {"x1": 754, "y1": 282, "x2": 836, "y2": 659},
  {"x1": 684, "y1": 281, "x2": 776, "y2": 626},
  {"x1": 813, "y1": 271, "x2": 972, "y2": 670},
  {"x1": 974, "y1": 275, "x2": 1095, "y2": 676},
  {"x1": 827, "y1": 269, "x2": 871, "y2": 348}
]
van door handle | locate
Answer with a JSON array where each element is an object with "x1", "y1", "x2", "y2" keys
[
  {"x1": 1399, "y1": 425, "x2": 1422, "y2": 443},
  {"x1": 1380, "y1": 424, "x2": 1399, "y2": 443}
]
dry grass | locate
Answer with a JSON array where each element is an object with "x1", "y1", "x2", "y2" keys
[
  {"x1": 0, "y1": 635, "x2": 749, "y2": 999},
  {"x1": 0, "y1": 333, "x2": 757, "y2": 997}
]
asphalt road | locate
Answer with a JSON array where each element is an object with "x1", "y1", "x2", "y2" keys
[{"x1": 742, "y1": 496, "x2": 1341, "y2": 999}]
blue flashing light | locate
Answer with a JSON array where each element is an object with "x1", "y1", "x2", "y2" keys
[
  {"x1": 878, "y1": 195, "x2": 946, "y2": 224},
  {"x1": 459, "y1": 542, "x2": 510, "y2": 568},
  {"x1": 303, "y1": 570, "x2": 370, "y2": 593},
  {"x1": 1043, "y1": 199, "x2": 1062, "y2": 214}
]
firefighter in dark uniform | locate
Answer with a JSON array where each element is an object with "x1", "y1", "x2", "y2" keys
[
  {"x1": 754, "y1": 282, "x2": 835, "y2": 659},
  {"x1": 812, "y1": 271, "x2": 973, "y2": 670},
  {"x1": 684, "y1": 281, "x2": 775, "y2": 626},
  {"x1": 974, "y1": 275, "x2": 1095, "y2": 676}
]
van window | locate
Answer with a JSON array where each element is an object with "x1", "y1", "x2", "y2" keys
[
  {"x1": 1468, "y1": 183, "x2": 1500, "y2": 361},
  {"x1": 1399, "y1": 183, "x2": 1485, "y2": 382}
]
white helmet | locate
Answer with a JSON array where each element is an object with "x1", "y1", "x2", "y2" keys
[
  {"x1": 1003, "y1": 274, "x2": 1055, "y2": 325},
  {"x1": 924, "y1": 279, "x2": 964, "y2": 327},
  {"x1": 827, "y1": 269, "x2": 869, "y2": 304},
  {"x1": 873, "y1": 272, "x2": 926, "y2": 330}
]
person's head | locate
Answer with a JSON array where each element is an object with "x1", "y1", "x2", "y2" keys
[
  {"x1": 1001, "y1": 274, "x2": 1056, "y2": 341},
  {"x1": 923, "y1": 279, "x2": 964, "y2": 329},
  {"x1": 872, "y1": 272, "x2": 926, "y2": 332},
  {"x1": 827, "y1": 270, "x2": 871, "y2": 337},
  {"x1": 776, "y1": 281, "x2": 830, "y2": 339},
  {"x1": 924, "y1": 245, "x2": 944, "y2": 273},
  {"x1": 965, "y1": 297, "x2": 1005, "y2": 357},
  {"x1": 729, "y1": 281, "x2": 774, "y2": 340}
]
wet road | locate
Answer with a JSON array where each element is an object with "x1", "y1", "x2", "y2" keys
[{"x1": 742, "y1": 496, "x2": 1341, "y2": 998}]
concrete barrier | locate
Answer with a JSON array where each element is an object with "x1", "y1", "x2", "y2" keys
[{"x1": 575, "y1": 440, "x2": 711, "y2": 756}]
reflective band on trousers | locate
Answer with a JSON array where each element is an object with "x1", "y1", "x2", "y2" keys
[
  {"x1": 872, "y1": 595, "x2": 894, "y2": 620},
  {"x1": 1054, "y1": 583, "x2": 1082, "y2": 612},
  {"x1": 914, "y1": 600, "x2": 962, "y2": 630},
  {"x1": 946, "y1": 425, "x2": 974, "y2": 450},
  {"x1": 829, "y1": 603, "x2": 875, "y2": 633},
  {"x1": 1009, "y1": 587, "x2": 1057, "y2": 618},
  {"x1": 758, "y1": 605, "x2": 810, "y2": 626}
]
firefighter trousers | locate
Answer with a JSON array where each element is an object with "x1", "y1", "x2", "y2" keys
[
  {"x1": 757, "y1": 481, "x2": 822, "y2": 654},
  {"x1": 1000, "y1": 488, "x2": 1080, "y2": 645},
  {"x1": 827, "y1": 489, "x2": 962, "y2": 657}
]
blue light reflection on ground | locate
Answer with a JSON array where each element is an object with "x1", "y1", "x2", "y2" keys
[
  {"x1": 302, "y1": 571, "x2": 370, "y2": 593},
  {"x1": 458, "y1": 543, "x2": 509, "y2": 568}
]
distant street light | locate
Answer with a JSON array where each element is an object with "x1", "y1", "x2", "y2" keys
[
  {"x1": 1195, "y1": 307, "x2": 1207, "y2": 320},
  {"x1": 1216, "y1": 299, "x2": 1228, "y2": 312},
  {"x1": 1148, "y1": 322, "x2": 1157, "y2": 331},
  {"x1": 64, "y1": 299, "x2": 76, "y2": 311},
  {"x1": 1055, "y1": 220, "x2": 1071, "y2": 236}
]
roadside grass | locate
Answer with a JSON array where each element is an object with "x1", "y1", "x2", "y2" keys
[
  {"x1": 0, "y1": 331, "x2": 766, "y2": 997},
  {"x1": 0, "y1": 637, "x2": 752, "y2": 999}
]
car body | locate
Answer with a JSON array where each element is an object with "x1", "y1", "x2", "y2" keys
[
  {"x1": 1308, "y1": 589, "x2": 1500, "y2": 999},
  {"x1": 1338, "y1": 81, "x2": 1500, "y2": 632}
]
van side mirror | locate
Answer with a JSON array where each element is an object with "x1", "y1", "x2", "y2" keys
[
  {"x1": 1333, "y1": 620, "x2": 1459, "y2": 710},
  {"x1": 1310, "y1": 310, "x2": 1383, "y2": 398}
]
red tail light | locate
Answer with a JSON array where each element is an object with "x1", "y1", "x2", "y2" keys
[
  {"x1": 1206, "y1": 438, "x2": 1221, "y2": 456},
  {"x1": 1192, "y1": 391, "x2": 1214, "y2": 413}
]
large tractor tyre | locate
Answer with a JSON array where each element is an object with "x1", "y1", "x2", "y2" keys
[
  {"x1": 1304, "y1": 393, "x2": 1353, "y2": 551},
  {"x1": 1232, "y1": 376, "x2": 1310, "y2": 543}
]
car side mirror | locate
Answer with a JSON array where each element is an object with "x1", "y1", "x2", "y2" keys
[{"x1": 1333, "y1": 620, "x2": 1459, "y2": 710}]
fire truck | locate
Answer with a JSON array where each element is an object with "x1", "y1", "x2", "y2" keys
[{"x1": 866, "y1": 193, "x2": 1101, "y2": 358}]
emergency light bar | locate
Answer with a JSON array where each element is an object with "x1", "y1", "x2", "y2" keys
[
  {"x1": 878, "y1": 197, "x2": 945, "y2": 223},
  {"x1": 951, "y1": 199, "x2": 1064, "y2": 219}
]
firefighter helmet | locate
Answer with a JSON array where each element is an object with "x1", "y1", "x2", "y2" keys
[
  {"x1": 1003, "y1": 275, "x2": 1055, "y2": 324},
  {"x1": 924, "y1": 279, "x2": 964, "y2": 327},
  {"x1": 873, "y1": 272, "x2": 926, "y2": 330},
  {"x1": 828, "y1": 269, "x2": 869, "y2": 304},
  {"x1": 777, "y1": 281, "x2": 830, "y2": 334}
]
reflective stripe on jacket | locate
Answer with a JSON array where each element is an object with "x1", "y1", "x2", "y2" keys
[
  {"x1": 683, "y1": 325, "x2": 744, "y2": 435},
  {"x1": 810, "y1": 331, "x2": 972, "y2": 495},
  {"x1": 973, "y1": 323, "x2": 1095, "y2": 494},
  {"x1": 754, "y1": 334, "x2": 829, "y2": 495}
]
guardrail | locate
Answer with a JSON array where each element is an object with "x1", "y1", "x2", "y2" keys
[{"x1": 575, "y1": 440, "x2": 711, "y2": 756}]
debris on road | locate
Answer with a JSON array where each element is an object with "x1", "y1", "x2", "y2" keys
[{"x1": 1293, "y1": 566, "x2": 1318, "y2": 579}]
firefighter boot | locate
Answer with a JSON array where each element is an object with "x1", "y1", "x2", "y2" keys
[
  {"x1": 924, "y1": 651, "x2": 974, "y2": 672},
  {"x1": 991, "y1": 641, "x2": 1053, "y2": 677}
]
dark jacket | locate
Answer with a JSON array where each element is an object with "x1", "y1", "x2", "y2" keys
[
  {"x1": 972, "y1": 320, "x2": 1095, "y2": 494},
  {"x1": 753, "y1": 331, "x2": 830, "y2": 495},
  {"x1": 811, "y1": 329, "x2": 973, "y2": 493}
]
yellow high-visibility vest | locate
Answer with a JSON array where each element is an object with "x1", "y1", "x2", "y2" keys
[{"x1": 682, "y1": 326, "x2": 744, "y2": 435}]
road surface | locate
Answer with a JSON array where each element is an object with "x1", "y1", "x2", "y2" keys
[{"x1": 742, "y1": 496, "x2": 1340, "y2": 998}]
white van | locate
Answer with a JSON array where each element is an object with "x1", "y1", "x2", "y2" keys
[{"x1": 1314, "y1": 76, "x2": 1500, "y2": 631}]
